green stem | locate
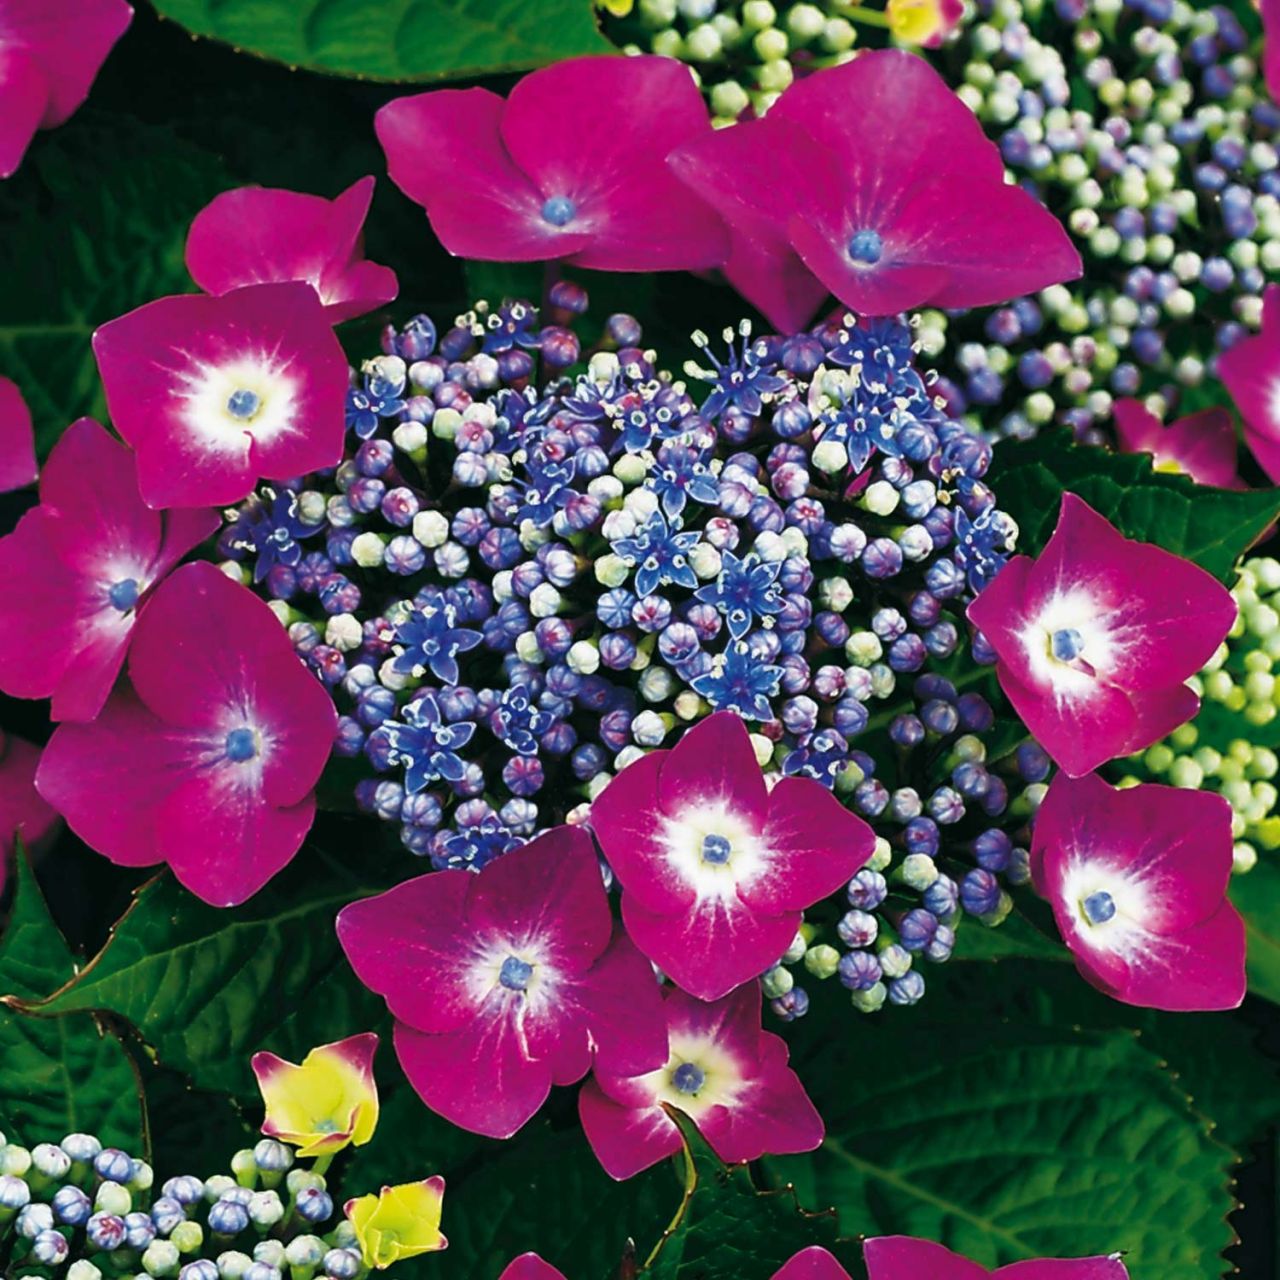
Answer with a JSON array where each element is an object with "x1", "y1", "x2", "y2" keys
[
  {"x1": 839, "y1": 4, "x2": 891, "y2": 27},
  {"x1": 310, "y1": 1154, "x2": 334, "y2": 1181}
]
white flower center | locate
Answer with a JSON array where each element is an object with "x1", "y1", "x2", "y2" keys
[
  {"x1": 658, "y1": 798, "x2": 766, "y2": 898},
  {"x1": 178, "y1": 355, "x2": 301, "y2": 452}
]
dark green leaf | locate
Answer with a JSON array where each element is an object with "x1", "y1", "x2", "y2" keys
[
  {"x1": 772, "y1": 978, "x2": 1237, "y2": 1277},
  {"x1": 24, "y1": 842, "x2": 394, "y2": 1098},
  {"x1": 985, "y1": 433, "x2": 1280, "y2": 583},
  {"x1": 645, "y1": 1110, "x2": 854, "y2": 1280},
  {"x1": 0, "y1": 852, "x2": 145, "y2": 1148},
  {"x1": 149, "y1": 0, "x2": 613, "y2": 82},
  {"x1": 0, "y1": 113, "x2": 232, "y2": 457},
  {"x1": 949, "y1": 905, "x2": 1068, "y2": 964}
]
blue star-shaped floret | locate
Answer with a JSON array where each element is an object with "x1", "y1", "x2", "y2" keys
[
  {"x1": 782, "y1": 728, "x2": 852, "y2": 789},
  {"x1": 691, "y1": 641, "x2": 782, "y2": 722},
  {"x1": 391, "y1": 601, "x2": 483, "y2": 685},
  {"x1": 514, "y1": 453, "x2": 577, "y2": 527},
  {"x1": 345, "y1": 368, "x2": 407, "y2": 440},
  {"x1": 694, "y1": 550, "x2": 784, "y2": 641},
  {"x1": 612, "y1": 509, "x2": 700, "y2": 599},
  {"x1": 382, "y1": 692, "x2": 476, "y2": 794},
  {"x1": 613, "y1": 390, "x2": 690, "y2": 455},
  {"x1": 436, "y1": 816, "x2": 519, "y2": 871},
  {"x1": 953, "y1": 507, "x2": 1011, "y2": 593},
  {"x1": 480, "y1": 300, "x2": 542, "y2": 354},
  {"x1": 490, "y1": 684, "x2": 556, "y2": 756},
  {"x1": 648, "y1": 440, "x2": 720, "y2": 518},
  {"x1": 688, "y1": 324, "x2": 789, "y2": 421},
  {"x1": 230, "y1": 487, "x2": 322, "y2": 583}
]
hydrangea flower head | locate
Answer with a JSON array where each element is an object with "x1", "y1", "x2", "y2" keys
[
  {"x1": 966, "y1": 494, "x2": 1235, "y2": 777},
  {"x1": 344, "y1": 1178, "x2": 446, "y2": 1270},
  {"x1": 0, "y1": 375, "x2": 36, "y2": 491},
  {"x1": 886, "y1": 0, "x2": 964, "y2": 46},
  {"x1": 864, "y1": 1238, "x2": 1128, "y2": 1279},
  {"x1": 589, "y1": 713, "x2": 875, "y2": 1000},
  {"x1": 668, "y1": 50, "x2": 1080, "y2": 329},
  {"x1": 375, "y1": 55, "x2": 727, "y2": 272},
  {"x1": 1112, "y1": 399, "x2": 1239, "y2": 489},
  {"x1": 337, "y1": 824, "x2": 667, "y2": 1139},
  {"x1": 92, "y1": 281, "x2": 349, "y2": 508},
  {"x1": 0, "y1": 419, "x2": 217, "y2": 721},
  {"x1": 251, "y1": 1032, "x2": 380, "y2": 1157},
  {"x1": 580, "y1": 981, "x2": 823, "y2": 1180},
  {"x1": 0, "y1": 732, "x2": 59, "y2": 884},
  {"x1": 185, "y1": 178, "x2": 399, "y2": 323},
  {"x1": 1031, "y1": 772, "x2": 1245, "y2": 1012},
  {"x1": 36, "y1": 561, "x2": 337, "y2": 906},
  {"x1": 1219, "y1": 284, "x2": 1280, "y2": 483},
  {"x1": 0, "y1": 0, "x2": 132, "y2": 177}
]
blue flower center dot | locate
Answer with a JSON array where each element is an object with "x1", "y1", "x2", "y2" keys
[
  {"x1": 226, "y1": 388, "x2": 262, "y2": 420},
  {"x1": 108, "y1": 577, "x2": 140, "y2": 612},
  {"x1": 224, "y1": 727, "x2": 259, "y2": 763},
  {"x1": 701, "y1": 833, "x2": 732, "y2": 865},
  {"x1": 540, "y1": 196, "x2": 577, "y2": 227},
  {"x1": 671, "y1": 1062, "x2": 706, "y2": 1095},
  {"x1": 499, "y1": 955, "x2": 534, "y2": 992},
  {"x1": 1081, "y1": 890, "x2": 1116, "y2": 925},
  {"x1": 1051, "y1": 627, "x2": 1085, "y2": 662},
  {"x1": 847, "y1": 228, "x2": 884, "y2": 265}
]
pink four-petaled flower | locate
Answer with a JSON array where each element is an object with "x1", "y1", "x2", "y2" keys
[
  {"x1": 1263, "y1": 0, "x2": 1280, "y2": 104},
  {"x1": 376, "y1": 55, "x2": 727, "y2": 273},
  {"x1": 579, "y1": 980, "x2": 823, "y2": 1180},
  {"x1": 36, "y1": 561, "x2": 337, "y2": 906},
  {"x1": 0, "y1": 376, "x2": 36, "y2": 492},
  {"x1": 0, "y1": 419, "x2": 217, "y2": 721},
  {"x1": 0, "y1": 0, "x2": 132, "y2": 178},
  {"x1": 966, "y1": 493, "x2": 1236, "y2": 778},
  {"x1": 185, "y1": 177, "x2": 398, "y2": 324},
  {"x1": 668, "y1": 50, "x2": 1081, "y2": 330},
  {"x1": 337, "y1": 824, "x2": 668, "y2": 1141},
  {"x1": 1111, "y1": 399, "x2": 1239, "y2": 490},
  {"x1": 1032, "y1": 771, "x2": 1245, "y2": 1012},
  {"x1": 93, "y1": 281, "x2": 349, "y2": 509},
  {"x1": 1218, "y1": 284, "x2": 1280, "y2": 483},
  {"x1": 590, "y1": 712, "x2": 874, "y2": 1001}
]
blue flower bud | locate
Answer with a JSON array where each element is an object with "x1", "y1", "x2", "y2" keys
[
  {"x1": 86, "y1": 1212, "x2": 127, "y2": 1251},
  {"x1": 33, "y1": 1228, "x2": 70, "y2": 1266},
  {"x1": 0, "y1": 1175, "x2": 30, "y2": 1210},
  {"x1": 95, "y1": 1148, "x2": 134, "y2": 1184}
]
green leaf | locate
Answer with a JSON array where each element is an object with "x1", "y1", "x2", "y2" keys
[
  {"x1": 22, "y1": 843, "x2": 394, "y2": 1099},
  {"x1": 985, "y1": 432, "x2": 1280, "y2": 583},
  {"x1": 949, "y1": 905, "x2": 1068, "y2": 965},
  {"x1": 0, "y1": 113, "x2": 232, "y2": 457},
  {"x1": 148, "y1": 0, "x2": 613, "y2": 82},
  {"x1": 0, "y1": 852, "x2": 145, "y2": 1148},
  {"x1": 1231, "y1": 859, "x2": 1280, "y2": 1006},
  {"x1": 645, "y1": 1109, "x2": 854, "y2": 1280},
  {"x1": 772, "y1": 983, "x2": 1237, "y2": 1278},
  {"x1": 346, "y1": 1087, "x2": 678, "y2": 1280}
]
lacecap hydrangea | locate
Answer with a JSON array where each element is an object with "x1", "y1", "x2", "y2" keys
[{"x1": 216, "y1": 286, "x2": 1046, "y2": 1016}]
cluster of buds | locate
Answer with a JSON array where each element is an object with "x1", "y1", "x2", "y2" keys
[
  {"x1": 927, "y1": 0, "x2": 1275, "y2": 442},
  {"x1": 0, "y1": 1037, "x2": 445, "y2": 1279},
  {"x1": 1123, "y1": 556, "x2": 1280, "y2": 876}
]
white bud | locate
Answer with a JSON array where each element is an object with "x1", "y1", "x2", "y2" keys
[
  {"x1": 266, "y1": 600, "x2": 291, "y2": 626},
  {"x1": 900, "y1": 853, "x2": 939, "y2": 891},
  {"x1": 412, "y1": 510, "x2": 449, "y2": 548},
  {"x1": 364, "y1": 354, "x2": 405, "y2": 385},
  {"x1": 590, "y1": 474, "x2": 625, "y2": 502},
  {"x1": 378, "y1": 657, "x2": 410, "y2": 692},
  {"x1": 325, "y1": 614, "x2": 363, "y2": 653},
  {"x1": 491, "y1": 570, "x2": 514, "y2": 602},
  {"x1": 753, "y1": 530, "x2": 787, "y2": 562},
  {"x1": 689, "y1": 542, "x2": 722, "y2": 580},
  {"x1": 218, "y1": 560, "x2": 250, "y2": 585},
  {"x1": 811, "y1": 439, "x2": 848, "y2": 474},
  {"x1": 567, "y1": 640, "x2": 600, "y2": 675},
  {"x1": 350, "y1": 531, "x2": 386, "y2": 569},
  {"x1": 631, "y1": 710, "x2": 668, "y2": 747},
  {"x1": 625, "y1": 487, "x2": 659, "y2": 519},
  {"x1": 95, "y1": 1182, "x2": 131, "y2": 1216},
  {"x1": 392, "y1": 421, "x2": 428, "y2": 455},
  {"x1": 432, "y1": 407, "x2": 461, "y2": 441},
  {"x1": 595, "y1": 553, "x2": 631, "y2": 588},
  {"x1": 248, "y1": 1191, "x2": 285, "y2": 1228},
  {"x1": 529, "y1": 583, "x2": 562, "y2": 618},
  {"x1": 586, "y1": 771, "x2": 614, "y2": 800},
  {"x1": 749, "y1": 733, "x2": 774, "y2": 768},
  {"x1": 862, "y1": 481, "x2": 899, "y2": 516}
]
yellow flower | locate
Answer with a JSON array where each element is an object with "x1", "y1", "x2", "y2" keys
[
  {"x1": 885, "y1": 0, "x2": 964, "y2": 46},
  {"x1": 598, "y1": 0, "x2": 634, "y2": 13},
  {"x1": 251, "y1": 1032, "x2": 380, "y2": 1157},
  {"x1": 344, "y1": 1178, "x2": 448, "y2": 1270}
]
